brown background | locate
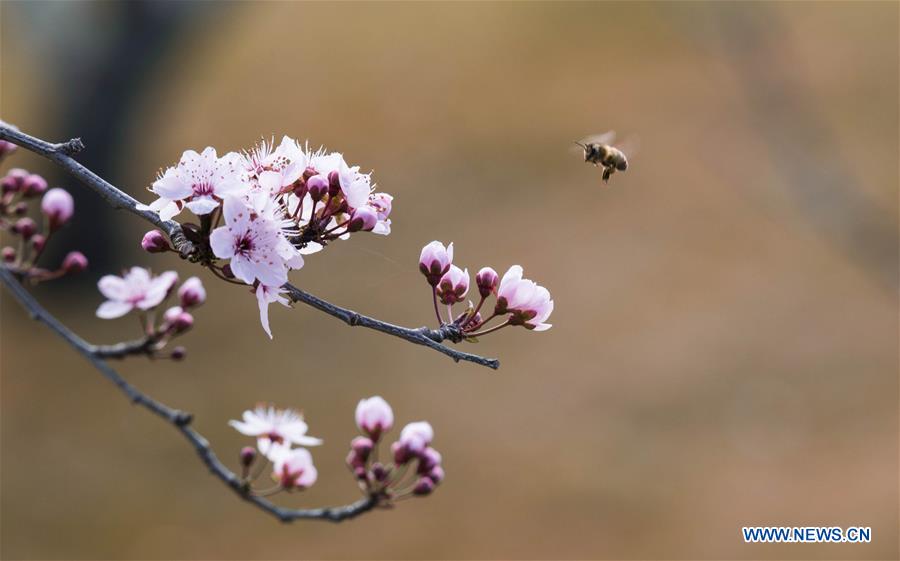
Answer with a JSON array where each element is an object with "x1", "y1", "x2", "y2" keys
[{"x1": 1, "y1": 2, "x2": 897, "y2": 559}]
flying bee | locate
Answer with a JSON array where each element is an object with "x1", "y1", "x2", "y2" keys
[{"x1": 574, "y1": 131, "x2": 632, "y2": 184}]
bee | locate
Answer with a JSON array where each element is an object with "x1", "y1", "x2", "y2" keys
[{"x1": 574, "y1": 131, "x2": 631, "y2": 184}]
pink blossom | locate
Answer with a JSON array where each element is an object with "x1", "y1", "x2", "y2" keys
[
  {"x1": 228, "y1": 404, "x2": 322, "y2": 458},
  {"x1": 40, "y1": 188, "x2": 74, "y2": 230},
  {"x1": 355, "y1": 396, "x2": 394, "y2": 440},
  {"x1": 436, "y1": 265, "x2": 469, "y2": 305},
  {"x1": 270, "y1": 447, "x2": 318, "y2": 490},
  {"x1": 96, "y1": 267, "x2": 178, "y2": 319},
  {"x1": 495, "y1": 265, "x2": 553, "y2": 331},
  {"x1": 419, "y1": 241, "x2": 454, "y2": 285},
  {"x1": 209, "y1": 196, "x2": 302, "y2": 288},
  {"x1": 347, "y1": 205, "x2": 378, "y2": 232},
  {"x1": 244, "y1": 136, "x2": 306, "y2": 187},
  {"x1": 255, "y1": 283, "x2": 292, "y2": 339},
  {"x1": 140, "y1": 147, "x2": 247, "y2": 220},
  {"x1": 308, "y1": 149, "x2": 371, "y2": 210},
  {"x1": 368, "y1": 192, "x2": 393, "y2": 235}
]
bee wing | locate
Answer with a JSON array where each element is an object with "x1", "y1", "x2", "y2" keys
[
  {"x1": 580, "y1": 131, "x2": 616, "y2": 146},
  {"x1": 618, "y1": 135, "x2": 640, "y2": 159}
]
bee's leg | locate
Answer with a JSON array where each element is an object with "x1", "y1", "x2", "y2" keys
[{"x1": 602, "y1": 167, "x2": 612, "y2": 183}]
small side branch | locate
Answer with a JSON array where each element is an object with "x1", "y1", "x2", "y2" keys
[
  {"x1": 283, "y1": 283, "x2": 500, "y2": 369},
  {"x1": 0, "y1": 266, "x2": 380, "y2": 523}
]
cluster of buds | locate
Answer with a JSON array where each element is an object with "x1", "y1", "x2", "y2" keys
[
  {"x1": 347, "y1": 396, "x2": 444, "y2": 500},
  {"x1": 1, "y1": 167, "x2": 87, "y2": 281},
  {"x1": 230, "y1": 404, "x2": 322, "y2": 493},
  {"x1": 137, "y1": 137, "x2": 393, "y2": 338},
  {"x1": 95, "y1": 267, "x2": 206, "y2": 360},
  {"x1": 419, "y1": 241, "x2": 553, "y2": 339}
]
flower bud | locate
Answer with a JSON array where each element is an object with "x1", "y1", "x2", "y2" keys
[
  {"x1": 476, "y1": 267, "x2": 499, "y2": 298},
  {"x1": 164, "y1": 306, "x2": 194, "y2": 334},
  {"x1": 12, "y1": 202, "x2": 27, "y2": 216},
  {"x1": 306, "y1": 174, "x2": 329, "y2": 201},
  {"x1": 171, "y1": 346, "x2": 187, "y2": 361},
  {"x1": 413, "y1": 477, "x2": 435, "y2": 496},
  {"x1": 240, "y1": 446, "x2": 257, "y2": 468},
  {"x1": 12, "y1": 217, "x2": 37, "y2": 240},
  {"x1": 351, "y1": 436, "x2": 374, "y2": 459},
  {"x1": 436, "y1": 265, "x2": 469, "y2": 305},
  {"x1": 22, "y1": 174, "x2": 48, "y2": 197},
  {"x1": 418, "y1": 241, "x2": 454, "y2": 286},
  {"x1": 141, "y1": 230, "x2": 170, "y2": 253},
  {"x1": 428, "y1": 465, "x2": 445, "y2": 485},
  {"x1": 372, "y1": 462, "x2": 389, "y2": 482},
  {"x1": 327, "y1": 170, "x2": 342, "y2": 197},
  {"x1": 353, "y1": 465, "x2": 368, "y2": 481},
  {"x1": 399, "y1": 421, "x2": 434, "y2": 455},
  {"x1": 30, "y1": 234, "x2": 46, "y2": 253},
  {"x1": 2, "y1": 247, "x2": 15, "y2": 263},
  {"x1": 355, "y1": 396, "x2": 394, "y2": 441},
  {"x1": 178, "y1": 276, "x2": 206, "y2": 308},
  {"x1": 417, "y1": 447, "x2": 442, "y2": 474},
  {"x1": 347, "y1": 206, "x2": 378, "y2": 232},
  {"x1": 41, "y1": 188, "x2": 74, "y2": 230},
  {"x1": 61, "y1": 251, "x2": 88, "y2": 274},
  {"x1": 346, "y1": 449, "x2": 365, "y2": 469},
  {"x1": 392, "y1": 441, "x2": 412, "y2": 465},
  {"x1": 1, "y1": 168, "x2": 27, "y2": 194}
]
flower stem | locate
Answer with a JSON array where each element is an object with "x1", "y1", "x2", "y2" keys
[{"x1": 466, "y1": 319, "x2": 510, "y2": 338}]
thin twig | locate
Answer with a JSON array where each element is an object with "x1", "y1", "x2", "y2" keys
[
  {"x1": 0, "y1": 123, "x2": 500, "y2": 369},
  {"x1": 0, "y1": 266, "x2": 379, "y2": 523}
]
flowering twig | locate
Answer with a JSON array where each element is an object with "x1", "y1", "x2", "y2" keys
[
  {"x1": 0, "y1": 265, "x2": 379, "y2": 522},
  {"x1": 0, "y1": 123, "x2": 499, "y2": 369}
]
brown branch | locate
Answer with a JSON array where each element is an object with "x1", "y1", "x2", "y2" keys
[
  {"x1": 0, "y1": 123, "x2": 499, "y2": 369},
  {"x1": 0, "y1": 265, "x2": 379, "y2": 523}
]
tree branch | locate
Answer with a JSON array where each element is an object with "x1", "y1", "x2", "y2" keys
[
  {"x1": 0, "y1": 123, "x2": 499, "y2": 369},
  {"x1": 0, "y1": 265, "x2": 379, "y2": 523}
]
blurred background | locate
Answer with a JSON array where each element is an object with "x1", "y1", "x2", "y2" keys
[{"x1": 1, "y1": 2, "x2": 897, "y2": 559}]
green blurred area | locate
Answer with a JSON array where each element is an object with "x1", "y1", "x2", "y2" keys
[{"x1": 1, "y1": 2, "x2": 897, "y2": 559}]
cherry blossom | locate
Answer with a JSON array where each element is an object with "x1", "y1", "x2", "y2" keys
[
  {"x1": 495, "y1": 265, "x2": 554, "y2": 331},
  {"x1": 255, "y1": 283, "x2": 291, "y2": 339},
  {"x1": 95, "y1": 267, "x2": 178, "y2": 319},
  {"x1": 209, "y1": 196, "x2": 302, "y2": 288},
  {"x1": 140, "y1": 147, "x2": 247, "y2": 220},
  {"x1": 40, "y1": 188, "x2": 73, "y2": 230},
  {"x1": 355, "y1": 396, "x2": 394, "y2": 441},
  {"x1": 270, "y1": 446, "x2": 318, "y2": 490},
  {"x1": 229, "y1": 404, "x2": 322, "y2": 457},
  {"x1": 419, "y1": 241, "x2": 454, "y2": 285}
]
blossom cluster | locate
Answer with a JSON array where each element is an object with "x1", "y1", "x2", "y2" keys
[
  {"x1": 1, "y1": 167, "x2": 87, "y2": 281},
  {"x1": 230, "y1": 404, "x2": 322, "y2": 491},
  {"x1": 229, "y1": 397, "x2": 442, "y2": 502},
  {"x1": 139, "y1": 137, "x2": 392, "y2": 338},
  {"x1": 95, "y1": 267, "x2": 206, "y2": 360},
  {"x1": 419, "y1": 240, "x2": 553, "y2": 338},
  {"x1": 349, "y1": 396, "x2": 444, "y2": 499}
]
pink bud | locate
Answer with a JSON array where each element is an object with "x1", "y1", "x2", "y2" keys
[
  {"x1": 346, "y1": 449, "x2": 365, "y2": 469},
  {"x1": 164, "y1": 306, "x2": 194, "y2": 334},
  {"x1": 476, "y1": 267, "x2": 499, "y2": 298},
  {"x1": 436, "y1": 265, "x2": 469, "y2": 305},
  {"x1": 399, "y1": 421, "x2": 434, "y2": 455},
  {"x1": 418, "y1": 241, "x2": 454, "y2": 286},
  {"x1": 428, "y1": 465, "x2": 445, "y2": 485},
  {"x1": 12, "y1": 217, "x2": 37, "y2": 240},
  {"x1": 347, "y1": 206, "x2": 378, "y2": 232},
  {"x1": 171, "y1": 346, "x2": 187, "y2": 361},
  {"x1": 355, "y1": 396, "x2": 394, "y2": 441},
  {"x1": 41, "y1": 188, "x2": 74, "y2": 230},
  {"x1": 30, "y1": 234, "x2": 46, "y2": 252},
  {"x1": 327, "y1": 170, "x2": 341, "y2": 197},
  {"x1": 351, "y1": 435, "x2": 374, "y2": 457},
  {"x1": 1, "y1": 168, "x2": 27, "y2": 194},
  {"x1": 372, "y1": 462, "x2": 389, "y2": 482},
  {"x1": 413, "y1": 477, "x2": 435, "y2": 496},
  {"x1": 240, "y1": 446, "x2": 257, "y2": 467},
  {"x1": 22, "y1": 174, "x2": 48, "y2": 197},
  {"x1": 12, "y1": 202, "x2": 27, "y2": 216},
  {"x1": 417, "y1": 447, "x2": 443, "y2": 474},
  {"x1": 2, "y1": 247, "x2": 15, "y2": 263},
  {"x1": 61, "y1": 251, "x2": 88, "y2": 274},
  {"x1": 178, "y1": 276, "x2": 206, "y2": 308},
  {"x1": 306, "y1": 174, "x2": 329, "y2": 201},
  {"x1": 392, "y1": 441, "x2": 412, "y2": 465},
  {"x1": 141, "y1": 230, "x2": 170, "y2": 253}
]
